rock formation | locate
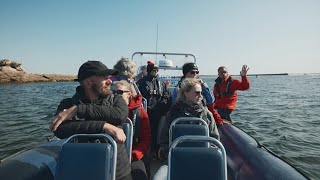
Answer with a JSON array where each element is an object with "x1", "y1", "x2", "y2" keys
[{"x1": 0, "y1": 59, "x2": 76, "y2": 84}]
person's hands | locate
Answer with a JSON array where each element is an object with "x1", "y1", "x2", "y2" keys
[
  {"x1": 112, "y1": 127, "x2": 126, "y2": 144},
  {"x1": 158, "y1": 145, "x2": 169, "y2": 161},
  {"x1": 50, "y1": 105, "x2": 77, "y2": 131},
  {"x1": 240, "y1": 65, "x2": 249, "y2": 76},
  {"x1": 103, "y1": 123, "x2": 126, "y2": 143},
  {"x1": 217, "y1": 119, "x2": 231, "y2": 127}
]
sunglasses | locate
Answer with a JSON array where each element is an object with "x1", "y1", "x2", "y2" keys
[
  {"x1": 194, "y1": 91, "x2": 202, "y2": 96},
  {"x1": 219, "y1": 71, "x2": 228, "y2": 74},
  {"x1": 112, "y1": 90, "x2": 130, "y2": 95},
  {"x1": 190, "y1": 71, "x2": 199, "y2": 75}
]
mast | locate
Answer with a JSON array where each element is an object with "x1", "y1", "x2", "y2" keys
[{"x1": 155, "y1": 20, "x2": 159, "y2": 64}]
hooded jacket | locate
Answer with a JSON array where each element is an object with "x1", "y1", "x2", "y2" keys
[
  {"x1": 214, "y1": 75, "x2": 250, "y2": 110},
  {"x1": 128, "y1": 94, "x2": 151, "y2": 161}
]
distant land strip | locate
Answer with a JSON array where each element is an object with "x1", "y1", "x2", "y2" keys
[
  {"x1": 247, "y1": 73, "x2": 289, "y2": 76},
  {"x1": 200, "y1": 73, "x2": 289, "y2": 77},
  {"x1": 0, "y1": 59, "x2": 75, "y2": 84}
]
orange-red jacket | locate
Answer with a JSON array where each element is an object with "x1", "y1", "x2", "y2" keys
[
  {"x1": 213, "y1": 76, "x2": 250, "y2": 110},
  {"x1": 128, "y1": 94, "x2": 151, "y2": 161}
]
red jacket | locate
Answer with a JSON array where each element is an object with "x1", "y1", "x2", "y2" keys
[
  {"x1": 128, "y1": 94, "x2": 151, "y2": 161},
  {"x1": 206, "y1": 103, "x2": 224, "y2": 125},
  {"x1": 213, "y1": 75, "x2": 250, "y2": 110}
]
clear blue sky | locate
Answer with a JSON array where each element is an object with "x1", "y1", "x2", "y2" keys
[{"x1": 1, "y1": 0, "x2": 319, "y2": 75}]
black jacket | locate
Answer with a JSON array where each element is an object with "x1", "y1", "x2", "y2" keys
[
  {"x1": 53, "y1": 86, "x2": 131, "y2": 180},
  {"x1": 137, "y1": 74, "x2": 171, "y2": 112}
]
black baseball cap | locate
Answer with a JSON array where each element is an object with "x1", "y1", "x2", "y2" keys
[
  {"x1": 182, "y1": 62, "x2": 198, "y2": 75},
  {"x1": 75, "y1": 61, "x2": 119, "y2": 82}
]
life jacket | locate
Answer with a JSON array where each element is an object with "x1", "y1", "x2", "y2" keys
[
  {"x1": 131, "y1": 107, "x2": 141, "y2": 145},
  {"x1": 139, "y1": 75, "x2": 165, "y2": 109},
  {"x1": 215, "y1": 76, "x2": 235, "y2": 99},
  {"x1": 145, "y1": 77, "x2": 163, "y2": 96}
]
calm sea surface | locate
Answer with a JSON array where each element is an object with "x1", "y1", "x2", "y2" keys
[{"x1": 0, "y1": 75, "x2": 319, "y2": 179}]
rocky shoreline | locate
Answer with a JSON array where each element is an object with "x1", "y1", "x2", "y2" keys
[{"x1": 0, "y1": 59, "x2": 76, "y2": 84}]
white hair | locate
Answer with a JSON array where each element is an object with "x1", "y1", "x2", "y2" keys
[{"x1": 113, "y1": 57, "x2": 137, "y2": 78}]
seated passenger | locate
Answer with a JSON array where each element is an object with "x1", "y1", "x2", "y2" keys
[
  {"x1": 158, "y1": 78, "x2": 220, "y2": 159},
  {"x1": 135, "y1": 65, "x2": 147, "y2": 82},
  {"x1": 112, "y1": 80, "x2": 151, "y2": 180},
  {"x1": 172, "y1": 62, "x2": 225, "y2": 126},
  {"x1": 51, "y1": 61, "x2": 132, "y2": 180},
  {"x1": 112, "y1": 57, "x2": 140, "y2": 96}
]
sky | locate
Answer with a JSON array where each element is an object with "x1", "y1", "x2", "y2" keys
[{"x1": 1, "y1": 0, "x2": 319, "y2": 75}]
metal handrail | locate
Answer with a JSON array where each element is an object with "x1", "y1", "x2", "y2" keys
[
  {"x1": 169, "y1": 117, "x2": 209, "y2": 147},
  {"x1": 132, "y1": 51, "x2": 196, "y2": 64}
]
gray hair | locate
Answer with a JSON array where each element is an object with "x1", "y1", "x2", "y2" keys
[
  {"x1": 114, "y1": 57, "x2": 137, "y2": 78},
  {"x1": 177, "y1": 78, "x2": 202, "y2": 102}
]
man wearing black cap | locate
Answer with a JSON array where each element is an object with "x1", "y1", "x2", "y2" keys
[
  {"x1": 137, "y1": 61, "x2": 171, "y2": 158},
  {"x1": 51, "y1": 60, "x2": 132, "y2": 180}
]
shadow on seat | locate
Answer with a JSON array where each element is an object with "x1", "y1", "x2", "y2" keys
[
  {"x1": 169, "y1": 117, "x2": 209, "y2": 147},
  {"x1": 168, "y1": 136, "x2": 227, "y2": 180},
  {"x1": 122, "y1": 117, "x2": 133, "y2": 161},
  {"x1": 55, "y1": 134, "x2": 117, "y2": 180}
]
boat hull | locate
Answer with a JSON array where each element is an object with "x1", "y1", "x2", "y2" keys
[
  {"x1": 0, "y1": 125, "x2": 309, "y2": 180},
  {"x1": 219, "y1": 124, "x2": 307, "y2": 180}
]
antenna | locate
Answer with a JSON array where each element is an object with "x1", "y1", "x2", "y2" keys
[{"x1": 155, "y1": 20, "x2": 159, "y2": 64}]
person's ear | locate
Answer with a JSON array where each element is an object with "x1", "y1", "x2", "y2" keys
[{"x1": 82, "y1": 78, "x2": 91, "y2": 87}]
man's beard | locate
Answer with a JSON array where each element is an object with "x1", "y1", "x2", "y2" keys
[{"x1": 92, "y1": 82, "x2": 112, "y2": 99}]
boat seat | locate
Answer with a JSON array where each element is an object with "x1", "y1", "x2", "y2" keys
[
  {"x1": 169, "y1": 117, "x2": 209, "y2": 147},
  {"x1": 122, "y1": 118, "x2": 133, "y2": 161},
  {"x1": 55, "y1": 134, "x2": 117, "y2": 180},
  {"x1": 142, "y1": 97, "x2": 147, "y2": 112},
  {"x1": 168, "y1": 136, "x2": 227, "y2": 180}
]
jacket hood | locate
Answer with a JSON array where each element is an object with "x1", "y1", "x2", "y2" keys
[{"x1": 128, "y1": 94, "x2": 143, "y2": 110}]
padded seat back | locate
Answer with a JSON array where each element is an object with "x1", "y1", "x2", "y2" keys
[
  {"x1": 55, "y1": 134, "x2": 117, "y2": 180},
  {"x1": 168, "y1": 136, "x2": 227, "y2": 180}
]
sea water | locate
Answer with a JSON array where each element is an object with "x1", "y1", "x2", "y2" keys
[{"x1": 0, "y1": 75, "x2": 319, "y2": 179}]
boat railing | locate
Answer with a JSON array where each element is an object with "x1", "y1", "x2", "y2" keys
[
  {"x1": 122, "y1": 118, "x2": 134, "y2": 161},
  {"x1": 169, "y1": 117, "x2": 209, "y2": 147}
]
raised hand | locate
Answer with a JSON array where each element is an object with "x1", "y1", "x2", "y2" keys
[{"x1": 240, "y1": 65, "x2": 249, "y2": 76}]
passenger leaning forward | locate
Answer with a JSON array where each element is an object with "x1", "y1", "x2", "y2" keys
[{"x1": 50, "y1": 61, "x2": 132, "y2": 180}]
